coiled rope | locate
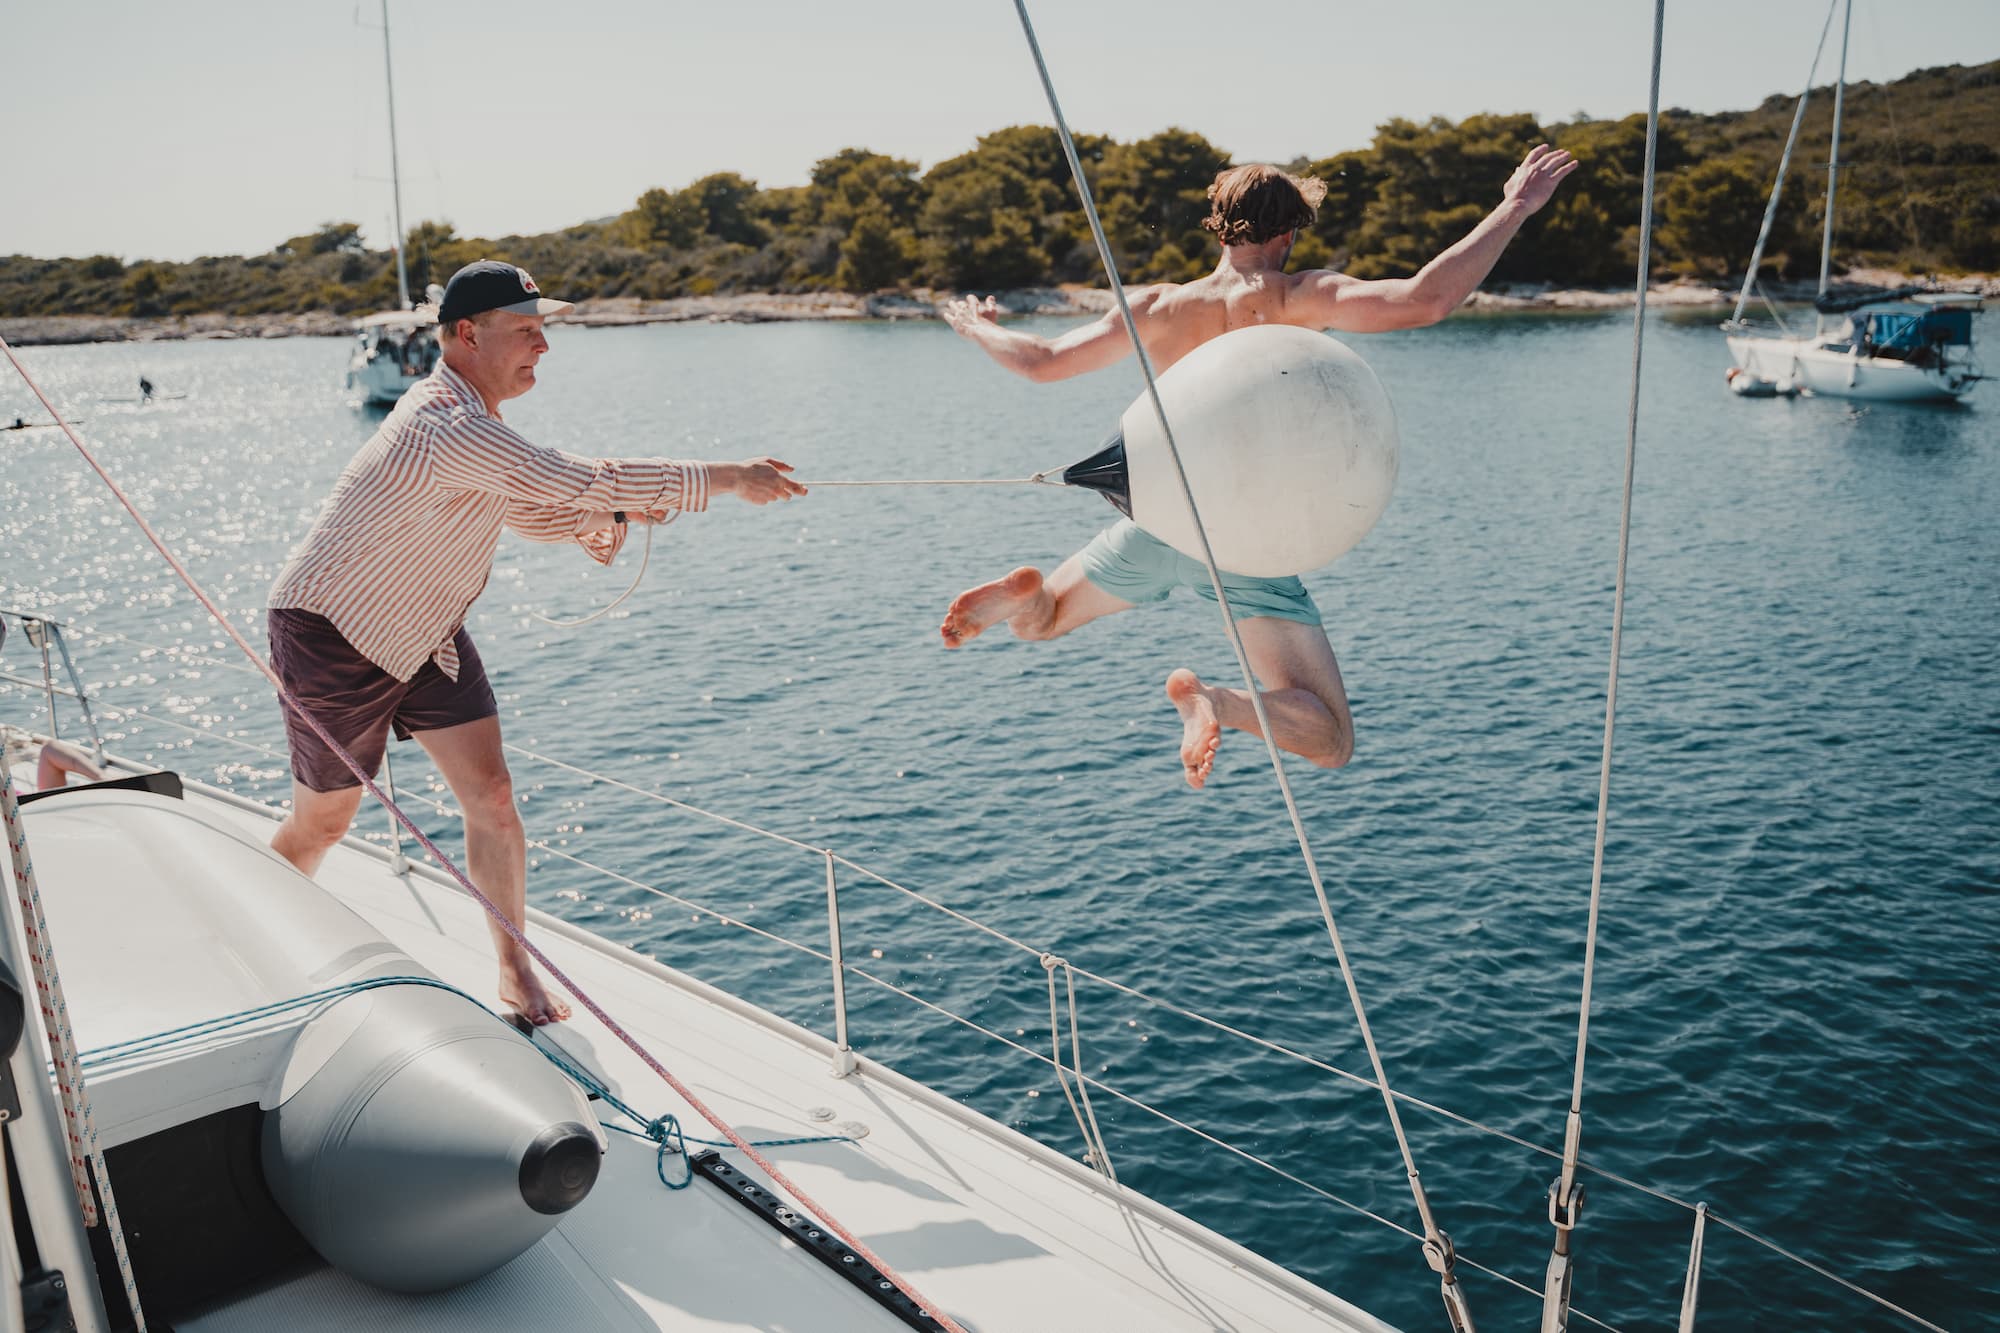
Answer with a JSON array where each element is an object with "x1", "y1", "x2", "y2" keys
[
  {"x1": 531, "y1": 523, "x2": 653, "y2": 629},
  {"x1": 0, "y1": 336, "x2": 969, "y2": 1333},
  {"x1": 1007, "y1": 2, "x2": 1473, "y2": 1326}
]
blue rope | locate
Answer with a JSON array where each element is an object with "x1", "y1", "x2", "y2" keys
[
  {"x1": 75, "y1": 975, "x2": 480, "y2": 1063},
  {"x1": 531, "y1": 1031, "x2": 853, "y2": 1190},
  {"x1": 75, "y1": 973, "x2": 853, "y2": 1192}
]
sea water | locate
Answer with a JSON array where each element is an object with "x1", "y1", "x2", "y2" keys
[{"x1": 1, "y1": 312, "x2": 1993, "y2": 1330}]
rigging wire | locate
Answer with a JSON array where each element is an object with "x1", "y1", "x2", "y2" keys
[
  {"x1": 1006, "y1": 2, "x2": 1473, "y2": 1326},
  {"x1": 1863, "y1": 5, "x2": 1928, "y2": 255},
  {"x1": 1542, "y1": 4, "x2": 1664, "y2": 1330},
  {"x1": 1727, "y1": 0, "x2": 1840, "y2": 327}
]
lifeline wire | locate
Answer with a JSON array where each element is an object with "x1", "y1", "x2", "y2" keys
[
  {"x1": 1009, "y1": 3, "x2": 1472, "y2": 1325},
  {"x1": 10, "y1": 660, "x2": 1955, "y2": 1333},
  {"x1": 1544, "y1": 4, "x2": 1665, "y2": 1330},
  {"x1": 0, "y1": 337, "x2": 970, "y2": 1333}
]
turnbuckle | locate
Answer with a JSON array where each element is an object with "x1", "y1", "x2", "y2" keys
[
  {"x1": 1421, "y1": 1229, "x2": 1458, "y2": 1276},
  {"x1": 1423, "y1": 1230, "x2": 1477, "y2": 1332},
  {"x1": 1547, "y1": 1174, "x2": 1585, "y2": 1234}
]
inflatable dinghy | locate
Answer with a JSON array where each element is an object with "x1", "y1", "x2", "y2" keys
[{"x1": 14, "y1": 781, "x2": 602, "y2": 1306}]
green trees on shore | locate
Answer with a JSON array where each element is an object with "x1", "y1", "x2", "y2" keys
[{"x1": 3, "y1": 60, "x2": 1993, "y2": 320}]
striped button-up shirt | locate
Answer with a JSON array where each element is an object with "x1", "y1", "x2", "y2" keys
[{"x1": 270, "y1": 362, "x2": 708, "y2": 681}]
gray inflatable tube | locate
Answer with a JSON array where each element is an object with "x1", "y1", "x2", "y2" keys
[{"x1": 262, "y1": 982, "x2": 603, "y2": 1292}]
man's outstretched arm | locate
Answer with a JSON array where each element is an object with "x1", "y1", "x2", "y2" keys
[
  {"x1": 940, "y1": 290, "x2": 1163, "y2": 383},
  {"x1": 1296, "y1": 143, "x2": 1579, "y2": 334}
]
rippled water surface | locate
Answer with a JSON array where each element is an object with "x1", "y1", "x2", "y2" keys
[{"x1": 2, "y1": 313, "x2": 1995, "y2": 1330}]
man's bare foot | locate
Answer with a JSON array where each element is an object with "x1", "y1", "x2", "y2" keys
[
  {"x1": 941, "y1": 566, "x2": 1043, "y2": 647},
  {"x1": 500, "y1": 955, "x2": 573, "y2": 1026},
  {"x1": 1166, "y1": 669, "x2": 1223, "y2": 790}
]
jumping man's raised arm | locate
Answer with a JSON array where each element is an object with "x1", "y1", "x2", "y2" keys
[{"x1": 1292, "y1": 144, "x2": 1579, "y2": 334}]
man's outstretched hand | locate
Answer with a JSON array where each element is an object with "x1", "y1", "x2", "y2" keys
[
  {"x1": 1504, "y1": 144, "x2": 1580, "y2": 215},
  {"x1": 714, "y1": 457, "x2": 807, "y2": 505},
  {"x1": 941, "y1": 294, "x2": 1002, "y2": 337}
]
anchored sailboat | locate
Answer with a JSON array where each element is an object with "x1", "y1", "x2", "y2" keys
[
  {"x1": 344, "y1": 0, "x2": 439, "y2": 407},
  {"x1": 1721, "y1": 0, "x2": 1985, "y2": 402}
]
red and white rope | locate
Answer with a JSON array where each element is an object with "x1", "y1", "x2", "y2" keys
[{"x1": 2, "y1": 779, "x2": 147, "y2": 1329}]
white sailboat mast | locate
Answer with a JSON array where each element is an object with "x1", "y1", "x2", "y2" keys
[
  {"x1": 1818, "y1": 0, "x2": 1853, "y2": 301},
  {"x1": 1726, "y1": 0, "x2": 1839, "y2": 327},
  {"x1": 381, "y1": 0, "x2": 411, "y2": 311}
]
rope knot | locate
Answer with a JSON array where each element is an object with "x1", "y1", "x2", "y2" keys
[
  {"x1": 1038, "y1": 952, "x2": 1065, "y2": 972},
  {"x1": 646, "y1": 1114, "x2": 695, "y2": 1191}
]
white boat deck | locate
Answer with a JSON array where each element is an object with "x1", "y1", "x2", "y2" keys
[{"x1": 24, "y1": 773, "x2": 1395, "y2": 1333}]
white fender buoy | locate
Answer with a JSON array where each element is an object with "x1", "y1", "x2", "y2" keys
[{"x1": 1063, "y1": 324, "x2": 1400, "y2": 577}]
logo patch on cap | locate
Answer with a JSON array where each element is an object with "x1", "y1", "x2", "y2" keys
[{"x1": 518, "y1": 269, "x2": 540, "y2": 295}]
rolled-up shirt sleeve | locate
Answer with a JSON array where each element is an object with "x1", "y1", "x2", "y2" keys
[
  {"x1": 430, "y1": 412, "x2": 710, "y2": 518},
  {"x1": 503, "y1": 504, "x2": 637, "y2": 565}
]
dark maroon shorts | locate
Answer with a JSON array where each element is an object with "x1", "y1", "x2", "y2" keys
[{"x1": 268, "y1": 608, "x2": 497, "y2": 793}]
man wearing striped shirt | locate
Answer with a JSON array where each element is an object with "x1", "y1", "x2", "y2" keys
[{"x1": 267, "y1": 260, "x2": 805, "y2": 1024}]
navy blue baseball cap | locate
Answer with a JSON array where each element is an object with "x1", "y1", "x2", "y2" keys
[{"x1": 436, "y1": 260, "x2": 574, "y2": 327}]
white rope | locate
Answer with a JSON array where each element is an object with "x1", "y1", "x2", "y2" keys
[
  {"x1": 809, "y1": 471, "x2": 1059, "y2": 488},
  {"x1": 1007, "y1": 4, "x2": 1470, "y2": 1323},
  {"x1": 3, "y1": 781, "x2": 148, "y2": 1329},
  {"x1": 527, "y1": 474, "x2": 1059, "y2": 629},
  {"x1": 524, "y1": 471, "x2": 1054, "y2": 634},
  {"x1": 531, "y1": 523, "x2": 653, "y2": 629}
]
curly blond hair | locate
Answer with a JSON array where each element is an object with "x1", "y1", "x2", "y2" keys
[{"x1": 1201, "y1": 164, "x2": 1327, "y2": 247}]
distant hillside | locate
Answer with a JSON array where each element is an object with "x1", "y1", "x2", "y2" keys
[{"x1": 2, "y1": 60, "x2": 1993, "y2": 321}]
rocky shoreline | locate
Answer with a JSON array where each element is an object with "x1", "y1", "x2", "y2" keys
[{"x1": 2, "y1": 271, "x2": 1990, "y2": 346}]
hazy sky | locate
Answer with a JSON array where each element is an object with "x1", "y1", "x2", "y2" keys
[{"x1": 6, "y1": 0, "x2": 1995, "y2": 262}]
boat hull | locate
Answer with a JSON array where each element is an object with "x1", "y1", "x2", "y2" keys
[
  {"x1": 346, "y1": 350, "x2": 427, "y2": 405},
  {"x1": 1726, "y1": 334, "x2": 1973, "y2": 402}
]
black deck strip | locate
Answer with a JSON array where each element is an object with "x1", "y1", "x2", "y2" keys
[
  {"x1": 17, "y1": 769, "x2": 183, "y2": 805},
  {"x1": 691, "y1": 1151, "x2": 948, "y2": 1331}
]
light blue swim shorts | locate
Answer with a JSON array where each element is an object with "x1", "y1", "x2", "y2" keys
[{"x1": 1077, "y1": 520, "x2": 1322, "y2": 625}]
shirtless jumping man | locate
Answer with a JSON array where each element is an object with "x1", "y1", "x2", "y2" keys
[{"x1": 940, "y1": 144, "x2": 1576, "y2": 788}]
